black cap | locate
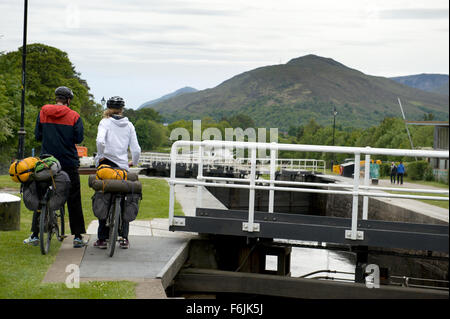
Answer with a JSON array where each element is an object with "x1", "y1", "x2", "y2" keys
[
  {"x1": 107, "y1": 96, "x2": 125, "y2": 109},
  {"x1": 55, "y1": 86, "x2": 74, "y2": 100}
]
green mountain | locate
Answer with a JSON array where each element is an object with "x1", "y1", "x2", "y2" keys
[
  {"x1": 150, "y1": 55, "x2": 449, "y2": 129},
  {"x1": 433, "y1": 81, "x2": 449, "y2": 96},
  {"x1": 138, "y1": 86, "x2": 197, "y2": 110},
  {"x1": 390, "y1": 74, "x2": 449, "y2": 96}
]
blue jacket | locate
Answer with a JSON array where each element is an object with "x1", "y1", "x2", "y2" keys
[
  {"x1": 35, "y1": 104, "x2": 84, "y2": 168},
  {"x1": 397, "y1": 163, "x2": 405, "y2": 174}
]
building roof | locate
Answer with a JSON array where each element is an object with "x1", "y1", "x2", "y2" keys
[{"x1": 405, "y1": 121, "x2": 449, "y2": 127}]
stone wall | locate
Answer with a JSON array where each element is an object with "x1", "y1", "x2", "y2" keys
[{"x1": 326, "y1": 193, "x2": 447, "y2": 225}]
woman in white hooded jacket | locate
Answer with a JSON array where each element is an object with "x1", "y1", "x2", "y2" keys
[{"x1": 93, "y1": 96, "x2": 141, "y2": 249}]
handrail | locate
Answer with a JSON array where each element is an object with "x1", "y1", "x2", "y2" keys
[
  {"x1": 140, "y1": 151, "x2": 326, "y2": 173},
  {"x1": 168, "y1": 140, "x2": 449, "y2": 241}
]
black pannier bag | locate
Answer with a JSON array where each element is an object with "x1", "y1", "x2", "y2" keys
[
  {"x1": 22, "y1": 180, "x2": 40, "y2": 211},
  {"x1": 91, "y1": 191, "x2": 112, "y2": 220},
  {"x1": 48, "y1": 170, "x2": 70, "y2": 211},
  {"x1": 22, "y1": 170, "x2": 70, "y2": 211},
  {"x1": 123, "y1": 192, "x2": 142, "y2": 222}
]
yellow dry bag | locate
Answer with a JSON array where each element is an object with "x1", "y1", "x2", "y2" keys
[
  {"x1": 96, "y1": 164, "x2": 127, "y2": 180},
  {"x1": 9, "y1": 157, "x2": 39, "y2": 183}
]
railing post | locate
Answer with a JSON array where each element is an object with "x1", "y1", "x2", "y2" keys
[
  {"x1": 347, "y1": 153, "x2": 362, "y2": 240},
  {"x1": 363, "y1": 150, "x2": 370, "y2": 220},
  {"x1": 246, "y1": 146, "x2": 258, "y2": 232},
  {"x1": 196, "y1": 144, "x2": 204, "y2": 208},
  {"x1": 168, "y1": 143, "x2": 178, "y2": 226},
  {"x1": 269, "y1": 143, "x2": 276, "y2": 213}
]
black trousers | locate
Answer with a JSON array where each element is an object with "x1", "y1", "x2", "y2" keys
[
  {"x1": 98, "y1": 216, "x2": 130, "y2": 240},
  {"x1": 390, "y1": 173, "x2": 396, "y2": 183},
  {"x1": 97, "y1": 158, "x2": 130, "y2": 240},
  {"x1": 64, "y1": 166, "x2": 86, "y2": 235},
  {"x1": 397, "y1": 173, "x2": 404, "y2": 184},
  {"x1": 31, "y1": 166, "x2": 86, "y2": 236}
]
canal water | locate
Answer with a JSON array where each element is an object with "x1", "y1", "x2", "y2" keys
[{"x1": 268, "y1": 240, "x2": 356, "y2": 281}]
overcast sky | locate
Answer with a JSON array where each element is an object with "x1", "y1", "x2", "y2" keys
[{"x1": 1, "y1": 0, "x2": 448, "y2": 109}]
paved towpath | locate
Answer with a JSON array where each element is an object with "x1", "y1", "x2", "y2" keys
[
  {"x1": 322, "y1": 175, "x2": 449, "y2": 223},
  {"x1": 41, "y1": 176, "x2": 227, "y2": 299}
]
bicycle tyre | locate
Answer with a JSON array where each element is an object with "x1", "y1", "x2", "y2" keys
[
  {"x1": 39, "y1": 204, "x2": 52, "y2": 255},
  {"x1": 107, "y1": 197, "x2": 121, "y2": 257}
]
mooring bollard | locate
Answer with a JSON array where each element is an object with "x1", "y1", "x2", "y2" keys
[{"x1": 0, "y1": 193, "x2": 21, "y2": 231}]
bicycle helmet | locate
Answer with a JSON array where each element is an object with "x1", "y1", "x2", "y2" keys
[
  {"x1": 107, "y1": 96, "x2": 125, "y2": 109},
  {"x1": 55, "y1": 86, "x2": 74, "y2": 100}
]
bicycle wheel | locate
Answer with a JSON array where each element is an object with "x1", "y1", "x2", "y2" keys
[
  {"x1": 39, "y1": 204, "x2": 52, "y2": 255},
  {"x1": 107, "y1": 197, "x2": 121, "y2": 257}
]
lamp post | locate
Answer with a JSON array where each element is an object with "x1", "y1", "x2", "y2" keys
[
  {"x1": 17, "y1": 0, "x2": 28, "y2": 160},
  {"x1": 332, "y1": 105, "x2": 337, "y2": 170},
  {"x1": 101, "y1": 96, "x2": 106, "y2": 108}
]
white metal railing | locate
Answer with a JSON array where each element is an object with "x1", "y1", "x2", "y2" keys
[
  {"x1": 234, "y1": 158, "x2": 326, "y2": 174},
  {"x1": 139, "y1": 151, "x2": 325, "y2": 174},
  {"x1": 168, "y1": 141, "x2": 449, "y2": 240}
]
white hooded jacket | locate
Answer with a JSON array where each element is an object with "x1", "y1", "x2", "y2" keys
[{"x1": 95, "y1": 115, "x2": 141, "y2": 170}]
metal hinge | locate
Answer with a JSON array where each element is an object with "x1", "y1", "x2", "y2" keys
[
  {"x1": 345, "y1": 230, "x2": 364, "y2": 240},
  {"x1": 173, "y1": 217, "x2": 185, "y2": 227},
  {"x1": 242, "y1": 222, "x2": 260, "y2": 232}
]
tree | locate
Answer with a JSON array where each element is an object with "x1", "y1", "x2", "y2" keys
[
  {"x1": 0, "y1": 43, "x2": 102, "y2": 161},
  {"x1": 225, "y1": 114, "x2": 255, "y2": 129},
  {"x1": 0, "y1": 72, "x2": 16, "y2": 144},
  {"x1": 135, "y1": 119, "x2": 165, "y2": 151},
  {"x1": 124, "y1": 107, "x2": 163, "y2": 124}
]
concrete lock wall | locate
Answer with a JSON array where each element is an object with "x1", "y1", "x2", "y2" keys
[
  {"x1": 206, "y1": 187, "x2": 325, "y2": 215},
  {"x1": 204, "y1": 181, "x2": 448, "y2": 282},
  {"x1": 206, "y1": 171, "x2": 328, "y2": 215},
  {"x1": 325, "y1": 193, "x2": 447, "y2": 225},
  {"x1": 325, "y1": 192, "x2": 448, "y2": 281},
  {"x1": 207, "y1": 180, "x2": 447, "y2": 225}
]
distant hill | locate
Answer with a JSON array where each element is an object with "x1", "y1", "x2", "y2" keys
[
  {"x1": 150, "y1": 55, "x2": 449, "y2": 129},
  {"x1": 390, "y1": 74, "x2": 449, "y2": 96},
  {"x1": 138, "y1": 86, "x2": 197, "y2": 110},
  {"x1": 432, "y1": 81, "x2": 449, "y2": 96}
]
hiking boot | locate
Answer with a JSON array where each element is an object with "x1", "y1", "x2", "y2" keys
[
  {"x1": 119, "y1": 238, "x2": 129, "y2": 249},
  {"x1": 73, "y1": 236, "x2": 88, "y2": 248},
  {"x1": 23, "y1": 235, "x2": 39, "y2": 246},
  {"x1": 93, "y1": 239, "x2": 107, "y2": 249}
]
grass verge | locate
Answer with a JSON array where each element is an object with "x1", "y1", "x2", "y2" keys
[{"x1": 0, "y1": 174, "x2": 183, "y2": 298}]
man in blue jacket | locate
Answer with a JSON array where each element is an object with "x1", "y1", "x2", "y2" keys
[
  {"x1": 24, "y1": 86, "x2": 87, "y2": 248},
  {"x1": 397, "y1": 161, "x2": 405, "y2": 185}
]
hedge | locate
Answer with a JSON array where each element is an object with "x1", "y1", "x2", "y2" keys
[{"x1": 405, "y1": 160, "x2": 434, "y2": 181}]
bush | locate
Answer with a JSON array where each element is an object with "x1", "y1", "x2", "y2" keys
[
  {"x1": 423, "y1": 166, "x2": 435, "y2": 181},
  {"x1": 406, "y1": 160, "x2": 433, "y2": 181},
  {"x1": 379, "y1": 163, "x2": 391, "y2": 177}
]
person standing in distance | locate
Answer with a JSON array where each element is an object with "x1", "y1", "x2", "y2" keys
[
  {"x1": 397, "y1": 161, "x2": 405, "y2": 185},
  {"x1": 26, "y1": 86, "x2": 88, "y2": 248},
  {"x1": 390, "y1": 162, "x2": 397, "y2": 184},
  {"x1": 93, "y1": 96, "x2": 141, "y2": 249}
]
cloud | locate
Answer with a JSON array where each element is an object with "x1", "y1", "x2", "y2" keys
[
  {"x1": 379, "y1": 8, "x2": 449, "y2": 20},
  {"x1": 85, "y1": 1, "x2": 240, "y2": 17},
  {"x1": 1, "y1": 0, "x2": 448, "y2": 108}
]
